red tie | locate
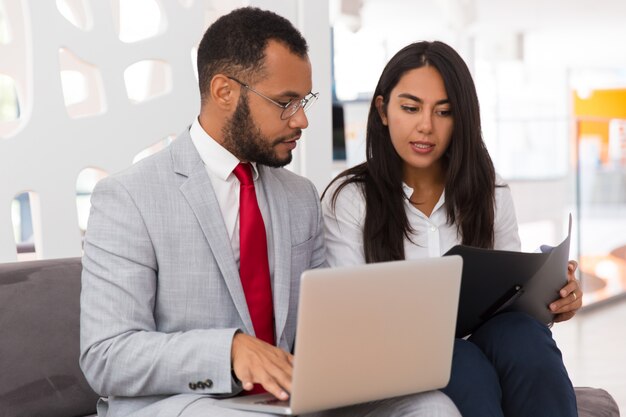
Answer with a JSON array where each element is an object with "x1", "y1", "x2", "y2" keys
[{"x1": 233, "y1": 163, "x2": 275, "y2": 346}]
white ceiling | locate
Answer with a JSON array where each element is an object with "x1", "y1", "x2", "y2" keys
[{"x1": 358, "y1": 0, "x2": 626, "y2": 32}]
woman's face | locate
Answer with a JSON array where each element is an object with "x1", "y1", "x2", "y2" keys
[{"x1": 376, "y1": 65, "x2": 453, "y2": 176}]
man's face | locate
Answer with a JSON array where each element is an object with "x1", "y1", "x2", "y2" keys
[{"x1": 222, "y1": 40, "x2": 313, "y2": 167}]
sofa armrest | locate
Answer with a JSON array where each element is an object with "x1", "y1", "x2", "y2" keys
[
  {"x1": 576, "y1": 387, "x2": 620, "y2": 417},
  {"x1": 0, "y1": 258, "x2": 99, "y2": 417}
]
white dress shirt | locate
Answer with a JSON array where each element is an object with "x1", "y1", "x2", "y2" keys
[
  {"x1": 189, "y1": 119, "x2": 273, "y2": 274},
  {"x1": 322, "y1": 175, "x2": 521, "y2": 267}
]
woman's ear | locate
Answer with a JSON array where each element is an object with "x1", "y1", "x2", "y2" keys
[
  {"x1": 375, "y1": 95, "x2": 388, "y2": 126},
  {"x1": 209, "y1": 74, "x2": 237, "y2": 110}
]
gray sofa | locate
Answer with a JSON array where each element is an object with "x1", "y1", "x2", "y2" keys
[
  {"x1": 0, "y1": 258, "x2": 620, "y2": 417},
  {"x1": 0, "y1": 258, "x2": 98, "y2": 417}
]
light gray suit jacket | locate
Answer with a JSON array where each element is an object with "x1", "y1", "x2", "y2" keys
[{"x1": 80, "y1": 129, "x2": 326, "y2": 416}]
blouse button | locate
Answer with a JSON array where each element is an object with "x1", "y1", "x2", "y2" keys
[{"x1": 430, "y1": 225, "x2": 437, "y2": 232}]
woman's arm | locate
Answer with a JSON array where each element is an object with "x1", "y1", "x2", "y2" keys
[
  {"x1": 321, "y1": 181, "x2": 367, "y2": 267},
  {"x1": 493, "y1": 184, "x2": 522, "y2": 251}
]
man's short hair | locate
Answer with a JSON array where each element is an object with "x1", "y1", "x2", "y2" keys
[{"x1": 197, "y1": 7, "x2": 308, "y2": 100}]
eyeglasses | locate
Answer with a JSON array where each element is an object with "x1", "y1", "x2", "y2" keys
[{"x1": 228, "y1": 76, "x2": 319, "y2": 120}]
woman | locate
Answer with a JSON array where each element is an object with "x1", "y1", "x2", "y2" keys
[{"x1": 322, "y1": 41, "x2": 581, "y2": 417}]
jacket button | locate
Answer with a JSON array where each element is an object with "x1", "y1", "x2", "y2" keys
[
  {"x1": 196, "y1": 379, "x2": 213, "y2": 389},
  {"x1": 189, "y1": 382, "x2": 197, "y2": 390}
]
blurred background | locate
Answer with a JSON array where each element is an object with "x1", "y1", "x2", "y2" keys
[{"x1": 0, "y1": 0, "x2": 624, "y2": 411}]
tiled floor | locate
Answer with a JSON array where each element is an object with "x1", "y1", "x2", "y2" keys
[{"x1": 551, "y1": 297, "x2": 626, "y2": 413}]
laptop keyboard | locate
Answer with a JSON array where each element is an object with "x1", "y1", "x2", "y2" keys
[{"x1": 253, "y1": 398, "x2": 289, "y2": 406}]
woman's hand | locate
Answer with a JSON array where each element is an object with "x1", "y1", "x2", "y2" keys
[{"x1": 549, "y1": 260, "x2": 582, "y2": 323}]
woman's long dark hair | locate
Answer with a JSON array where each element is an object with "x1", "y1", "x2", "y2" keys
[{"x1": 323, "y1": 41, "x2": 497, "y2": 263}]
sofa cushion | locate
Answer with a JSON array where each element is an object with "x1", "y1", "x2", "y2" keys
[
  {"x1": 0, "y1": 258, "x2": 98, "y2": 417},
  {"x1": 576, "y1": 387, "x2": 621, "y2": 417}
]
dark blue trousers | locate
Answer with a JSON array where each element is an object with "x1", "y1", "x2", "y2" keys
[{"x1": 441, "y1": 312, "x2": 578, "y2": 417}]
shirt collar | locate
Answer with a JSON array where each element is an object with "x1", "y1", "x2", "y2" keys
[
  {"x1": 189, "y1": 118, "x2": 260, "y2": 181},
  {"x1": 402, "y1": 182, "x2": 447, "y2": 213}
]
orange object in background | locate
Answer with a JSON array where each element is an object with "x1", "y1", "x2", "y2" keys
[
  {"x1": 573, "y1": 88, "x2": 626, "y2": 308},
  {"x1": 574, "y1": 88, "x2": 626, "y2": 165}
]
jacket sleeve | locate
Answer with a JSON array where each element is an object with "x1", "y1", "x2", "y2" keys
[{"x1": 79, "y1": 177, "x2": 241, "y2": 397}]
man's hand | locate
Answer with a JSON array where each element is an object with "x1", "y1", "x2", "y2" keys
[
  {"x1": 550, "y1": 260, "x2": 583, "y2": 323},
  {"x1": 231, "y1": 332, "x2": 293, "y2": 400}
]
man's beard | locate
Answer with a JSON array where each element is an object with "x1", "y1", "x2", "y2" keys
[{"x1": 221, "y1": 94, "x2": 298, "y2": 168}]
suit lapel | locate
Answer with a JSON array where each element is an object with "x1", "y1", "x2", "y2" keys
[
  {"x1": 171, "y1": 132, "x2": 255, "y2": 335},
  {"x1": 259, "y1": 166, "x2": 292, "y2": 344}
]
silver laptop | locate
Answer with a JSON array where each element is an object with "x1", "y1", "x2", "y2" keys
[{"x1": 218, "y1": 256, "x2": 462, "y2": 415}]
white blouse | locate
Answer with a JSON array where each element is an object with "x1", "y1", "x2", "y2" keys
[{"x1": 322, "y1": 176, "x2": 521, "y2": 267}]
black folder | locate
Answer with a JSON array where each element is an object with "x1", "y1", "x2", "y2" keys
[{"x1": 444, "y1": 215, "x2": 572, "y2": 338}]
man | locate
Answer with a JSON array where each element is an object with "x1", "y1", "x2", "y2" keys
[{"x1": 80, "y1": 7, "x2": 460, "y2": 417}]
